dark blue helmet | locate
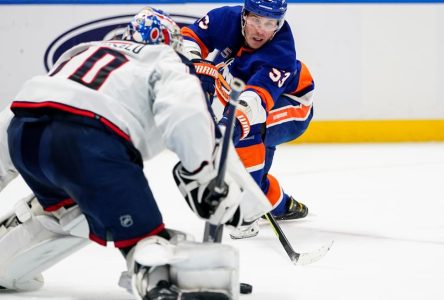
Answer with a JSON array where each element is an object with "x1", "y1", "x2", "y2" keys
[{"x1": 244, "y1": 0, "x2": 287, "y2": 20}]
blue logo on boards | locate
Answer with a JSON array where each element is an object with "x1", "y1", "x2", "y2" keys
[{"x1": 44, "y1": 13, "x2": 198, "y2": 72}]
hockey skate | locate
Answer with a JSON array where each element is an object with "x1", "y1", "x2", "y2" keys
[
  {"x1": 273, "y1": 196, "x2": 308, "y2": 221},
  {"x1": 229, "y1": 197, "x2": 308, "y2": 240},
  {"x1": 229, "y1": 219, "x2": 259, "y2": 240}
]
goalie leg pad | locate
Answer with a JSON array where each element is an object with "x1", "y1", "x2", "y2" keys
[
  {"x1": 129, "y1": 233, "x2": 239, "y2": 300},
  {"x1": 171, "y1": 241, "x2": 239, "y2": 299},
  {"x1": 0, "y1": 196, "x2": 89, "y2": 291}
]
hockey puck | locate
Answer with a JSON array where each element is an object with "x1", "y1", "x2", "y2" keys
[{"x1": 240, "y1": 282, "x2": 253, "y2": 294}]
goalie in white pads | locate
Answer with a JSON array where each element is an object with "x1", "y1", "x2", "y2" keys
[{"x1": 0, "y1": 6, "x2": 271, "y2": 299}]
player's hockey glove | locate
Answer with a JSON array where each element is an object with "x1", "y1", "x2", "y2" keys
[
  {"x1": 192, "y1": 59, "x2": 218, "y2": 97},
  {"x1": 172, "y1": 161, "x2": 242, "y2": 227},
  {"x1": 219, "y1": 114, "x2": 242, "y2": 145},
  {"x1": 218, "y1": 99, "x2": 252, "y2": 145}
]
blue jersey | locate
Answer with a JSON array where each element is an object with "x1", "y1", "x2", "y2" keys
[
  {"x1": 182, "y1": 5, "x2": 297, "y2": 110},
  {"x1": 182, "y1": 6, "x2": 313, "y2": 212}
]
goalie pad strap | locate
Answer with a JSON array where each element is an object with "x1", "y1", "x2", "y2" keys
[{"x1": 0, "y1": 196, "x2": 89, "y2": 291}]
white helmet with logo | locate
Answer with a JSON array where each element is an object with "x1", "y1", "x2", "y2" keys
[{"x1": 122, "y1": 7, "x2": 183, "y2": 52}]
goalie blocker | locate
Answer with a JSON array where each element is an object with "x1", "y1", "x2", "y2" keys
[{"x1": 173, "y1": 139, "x2": 272, "y2": 229}]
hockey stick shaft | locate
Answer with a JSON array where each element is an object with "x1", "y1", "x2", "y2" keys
[
  {"x1": 203, "y1": 78, "x2": 245, "y2": 243},
  {"x1": 214, "y1": 78, "x2": 244, "y2": 189},
  {"x1": 264, "y1": 212, "x2": 300, "y2": 262}
]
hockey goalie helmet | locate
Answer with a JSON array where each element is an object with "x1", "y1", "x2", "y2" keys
[
  {"x1": 242, "y1": 0, "x2": 287, "y2": 32},
  {"x1": 122, "y1": 7, "x2": 183, "y2": 52}
]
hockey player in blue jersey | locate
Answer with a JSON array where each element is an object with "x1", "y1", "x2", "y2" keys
[{"x1": 181, "y1": 0, "x2": 314, "y2": 238}]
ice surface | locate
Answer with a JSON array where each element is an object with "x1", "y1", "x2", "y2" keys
[{"x1": 1, "y1": 143, "x2": 443, "y2": 300}]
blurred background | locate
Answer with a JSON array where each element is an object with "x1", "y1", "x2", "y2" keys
[
  {"x1": 1, "y1": 2, "x2": 444, "y2": 299},
  {"x1": 1, "y1": 0, "x2": 443, "y2": 144}
]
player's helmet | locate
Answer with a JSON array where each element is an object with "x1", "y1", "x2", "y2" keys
[
  {"x1": 122, "y1": 7, "x2": 183, "y2": 52},
  {"x1": 244, "y1": 0, "x2": 287, "y2": 19},
  {"x1": 242, "y1": 0, "x2": 287, "y2": 31}
]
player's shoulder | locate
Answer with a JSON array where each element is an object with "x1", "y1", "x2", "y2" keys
[
  {"x1": 271, "y1": 22, "x2": 296, "y2": 53},
  {"x1": 62, "y1": 41, "x2": 98, "y2": 56},
  {"x1": 259, "y1": 23, "x2": 297, "y2": 70},
  {"x1": 99, "y1": 41, "x2": 180, "y2": 62},
  {"x1": 60, "y1": 40, "x2": 142, "y2": 60}
]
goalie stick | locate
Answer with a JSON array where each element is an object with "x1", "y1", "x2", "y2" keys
[
  {"x1": 203, "y1": 77, "x2": 245, "y2": 243},
  {"x1": 264, "y1": 212, "x2": 333, "y2": 265}
]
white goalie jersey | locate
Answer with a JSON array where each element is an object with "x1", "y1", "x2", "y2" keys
[
  {"x1": 0, "y1": 107, "x2": 17, "y2": 191},
  {"x1": 11, "y1": 40, "x2": 215, "y2": 173}
]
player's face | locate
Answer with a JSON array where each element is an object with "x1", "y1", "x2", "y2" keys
[{"x1": 244, "y1": 13, "x2": 278, "y2": 49}]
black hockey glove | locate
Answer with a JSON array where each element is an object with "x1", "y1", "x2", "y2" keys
[
  {"x1": 192, "y1": 59, "x2": 218, "y2": 97},
  {"x1": 172, "y1": 161, "x2": 242, "y2": 227}
]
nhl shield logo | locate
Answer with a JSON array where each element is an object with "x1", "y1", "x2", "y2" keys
[{"x1": 119, "y1": 215, "x2": 134, "y2": 228}]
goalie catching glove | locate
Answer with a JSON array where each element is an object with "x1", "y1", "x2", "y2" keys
[{"x1": 172, "y1": 161, "x2": 242, "y2": 228}]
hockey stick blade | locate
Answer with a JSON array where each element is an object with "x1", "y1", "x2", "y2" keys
[
  {"x1": 293, "y1": 240, "x2": 334, "y2": 265},
  {"x1": 265, "y1": 213, "x2": 333, "y2": 265}
]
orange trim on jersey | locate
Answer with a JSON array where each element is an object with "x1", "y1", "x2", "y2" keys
[
  {"x1": 245, "y1": 85, "x2": 275, "y2": 112},
  {"x1": 292, "y1": 62, "x2": 314, "y2": 94},
  {"x1": 266, "y1": 104, "x2": 312, "y2": 126},
  {"x1": 235, "y1": 143, "x2": 265, "y2": 169},
  {"x1": 266, "y1": 174, "x2": 283, "y2": 207},
  {"x1": 236, "y1": 46, "x2": 254, "y2": 57},
  {"x1": 235, "y1": 109, "x2": 250, "y2": 139},
  {"x1": 215, "y1": 73, "x2": 231, "y2": 103},
  {"x1": 180, "y1": 27, "x2": 209, "y2": 59},
  {"x1": 217, "y1": 93, "x2": 228, "y2": 107}
]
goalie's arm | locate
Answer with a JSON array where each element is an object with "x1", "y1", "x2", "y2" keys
[
  {"x1": 151, "y1": 48, "x2": 216, "y2": 173},
  {"x1": 0, "y1": 106, "x2": 18, "y2": 191}
]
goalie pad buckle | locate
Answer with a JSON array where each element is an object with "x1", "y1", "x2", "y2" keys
[{"x1": 0, "y1": 195, "x2": 89, "y2": 291}]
